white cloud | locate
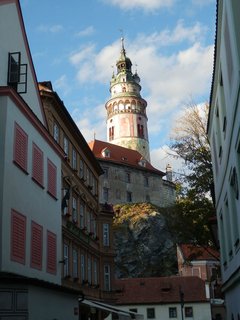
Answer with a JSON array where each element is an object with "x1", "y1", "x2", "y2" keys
[
  {"x1": 102, "y1": 0, "x2": 174, "y2": 11},
  {"x1": 135, "y1": 20, "x2": 207, "y2": 46},
  {"x1": 37, "y1": 24, "x2": 63, "y2": 33},
  {"x1": 75, "y1": 26, "x2": 95, "y2": 37},
  {"x1": 53, "y1": 75, "x2": 71, "y2": 96},
  {"x1": 71, "y1": 103, "x2": 106, "y2": 142},
  {"x1": 151, "y1": 145, "x2": 185, "y2": 175}
]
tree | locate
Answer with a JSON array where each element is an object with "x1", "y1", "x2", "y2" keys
[
  {"x1": 165, "y1": 102, "x2": 217, "y2": 249},
  {"x1": 162, "y1": 195, "x2": 215, "y2": 248},
  {"x1": 169, "y1": 102, "x2": 215, "y2": 203}
]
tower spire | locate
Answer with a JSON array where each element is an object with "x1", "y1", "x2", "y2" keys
[{"x1": 121, "y1": 36, "x2": 126, "y2": 55}]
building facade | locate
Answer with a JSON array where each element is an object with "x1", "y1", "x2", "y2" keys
[
  {"x1": 0, "y1": 1, "x2": 67, "y2": 319},
  {"x1": 113, "y1": 276, "x2": 212, "y2": 320},
  {"x1": 89, "y1": 139, "x2": 175, "y2": 207},
  {"x1": 105, "y1": 39, "x2": 150, "y2": 162},
  {"x1": 177, "y1": 244, "x2": 224, "y2": 320},
  {"x1": 208, "y1": 0, "x2": 240, "y2": 319},
  {"x1": 39, "y1": 82, "x2": 117, "y2": 318}
]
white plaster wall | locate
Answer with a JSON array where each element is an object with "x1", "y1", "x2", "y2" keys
[
  {"x1": 0, "y1": 2, "x2": 44, "y2": 122},
  {"x1": 116, "y1": 303, "x2": 211, "y2": 320},
  {"x1": 1, "y1": 96, "x2": 62, "y2": 284}
]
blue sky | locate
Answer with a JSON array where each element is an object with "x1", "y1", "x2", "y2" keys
[{"x1": 20, "y1": 0, "x2": 216, "y2": 172}]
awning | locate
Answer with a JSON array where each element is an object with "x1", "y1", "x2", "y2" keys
[{"x1": 79, "y1": 298, "x2": 143, "y2": 319}]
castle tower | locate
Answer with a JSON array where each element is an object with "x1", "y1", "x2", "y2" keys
[{"x1": 105, "y1": 38, "x2": 150, "y2": 162}]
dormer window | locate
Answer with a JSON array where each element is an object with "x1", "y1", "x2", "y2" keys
[
  {"x1": 8, "y1": 52, "x2": 27, "y2": 93},
  {"x1": 102, "y1": 148, "x2": 110, "y2": 158},
  {"x1": 138, "y1": 158, "x2": 146, "y2": 167}
]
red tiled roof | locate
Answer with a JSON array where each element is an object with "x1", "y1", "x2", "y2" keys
[
  {"x1": 88, "y1": 139, "x2": 165, "y2": 176},
  {"x1": 114, "y1": 276, "x2": 208, "y2": 305},
  {"x1": 179, "y1": 244, "x2": 220, "y2": 261}
]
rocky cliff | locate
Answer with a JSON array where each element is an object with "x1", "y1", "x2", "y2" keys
[{"x1": 113, "y1": 203, "x2": 178, "y2": 278}]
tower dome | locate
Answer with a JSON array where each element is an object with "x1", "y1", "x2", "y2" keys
[{"x1": 105, "y1": 39, "x2": 150, "y2": 162}]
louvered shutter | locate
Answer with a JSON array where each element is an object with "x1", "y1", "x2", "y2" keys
[
  {"x1": 32, "y1": 143, "x2": 44, "y2": 186},
  {"x1": 46, "y1": 231, "x2": 57, "y2": 274},
  {"x1": 11, "y1": 210, "x2": 26, "y2": 264},
  {"x1": 14, "y1": 123, "x2": 28, "y2": 171},
  {"x1": 30, "y1": 221, "x2": 43, "y2": 270},
  {"x1": 47, "y1": 159, "x2": 57, "y2": 198}
]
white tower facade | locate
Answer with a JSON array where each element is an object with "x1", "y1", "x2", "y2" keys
[{"x1": 105, "y1": 39, "x2": 150, "y2": 162}]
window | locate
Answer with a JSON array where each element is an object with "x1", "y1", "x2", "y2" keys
[
  {"x1": 86, "y1": 208, "x2": 91, "y2": 233},
  {"x1": 46, "y1": 231, "x2": 57, "y2": 274},
  {"x1": 73, "y1": 248, "x2": 78, "y2": 279},
  {"x1": 63, "y1": 243, "x2": 69, "y2": 277},
  {"x1": 114, "y1": 189, "x2": 120, "y2": 200},
  {"x1": 102, "y1": 148, "x2": 111, "y2": 158},
  {"x1": 137, "y1": 124, "x2": 144, "y2": 138},
  {"x1": 80, "y1": 203, "x2": 85, "y2": 228},
  {"x1": 103, "y1": 223, "x2": 110, "y2": 246},
  {"x1": 32, "y1": 143, "x2": 44, "y2": 187},
  {"x1": 130, "y1": 309, "x2": 138, "y2": 313},
  {"x1": 147, "y1": 308, "x2": 155, "y2": 319},
  {"x1": 62, "y1": 188, "x2": 70, "y2": 215},
  {"x1": 144, "y1": 176, "x2": 149, "y2": 187},
  {"x1": 79, "y1": 159, "x2": 84, "y2": 179},
  {"x1": 146, "y1": 195, "x2": 150, "y2": 202},
  {"x1": 126, "y1": 172, "x2": 131, "y2": 183},
  {"x1": 126, "y1": 191, "x2": 132, "y2": 202},
  {"x1": 30, "y1": 221, "x2": 43, "y2": 270},
  {"x1": 103, "y1": 187, "x2": 109, "y2": 202},
  {"x1": 53, "y1": 122, "x2": 59, "y2": 143},
  {"x1": 103, "y1": 167, "x2": 109, "y2": 179},
  {"x1": 109, "y1": 126, "x2": 114, "y2": 141},
  {"x1": 63, "y1": 136, "x2": 69, "y2": 156},
  {"x1": 86, "y1": 168, "x2": 90, "y2": 185},
  {"x1": 93, "y1": 260, "x2": 98, "y2": 285},
  {"x1": 104, "y1": 264, "x2": 111, "y2": 291},
  {"x1": 11, "y1": 210, "x2": 26, "y2": 264},
  {"x1": 8, "y1": 52, "x2": 27, "y2": 93},
  {"x1": 185, "y1": 307, "x2": 193, "y2": 318},
  {"x1": 81, "y1": 254, "x2": 85, "y2": 281},
  {"x1": 72, "y1": 196, "x2": 77, "y2": 223},
  {"x1": 13, "y1": 123, "x2": 28, "y2": 172},
  {"x1": 47, "y1": 159, "x2": 57, "y2": 198},
  {"x1": 72, "y1": 148, "x2": 77, "y2": 170},
  {"x1": 169, "y1": 307, "x2": 177, "y2": 318},
  {"x1": 87, "y1": 257, "x2": 92, "y2": 284}
]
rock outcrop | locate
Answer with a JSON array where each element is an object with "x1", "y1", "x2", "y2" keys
[{"x1": 113, "y1": 203, "x2": 177, "y2": 278}]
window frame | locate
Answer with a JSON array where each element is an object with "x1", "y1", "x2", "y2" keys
[
  {"x1": 103, "y1": 223, "x2": 110, "y2": 247},
  {"x1": 169, "y1": 307, "x2": 177, "y2": 318},
  {"x1": 185, "y1": 307, "x2": 193, "y2": 318},
  {"x1": 104, "y1": 264, "x2": 111, "y2": 291},
  {"x1": 147, "y1": 308, "x2": 155, "y2": 319}
]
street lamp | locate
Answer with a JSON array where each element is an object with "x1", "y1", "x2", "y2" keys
[{"x1": 179, "y1": 286, "x2": 184, "y2": 320}]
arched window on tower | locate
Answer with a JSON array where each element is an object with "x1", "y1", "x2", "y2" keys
[
  {"x1": 109, "y1": 126, "x2": 114, "y2": 141},
  {"x1": 137, "y1": 124, "x2": 144, "y2": 138}
]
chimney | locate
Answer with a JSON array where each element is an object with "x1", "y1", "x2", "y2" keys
[{"x1": 166, "y1": 164, "x2": 173, "y2": 182}]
